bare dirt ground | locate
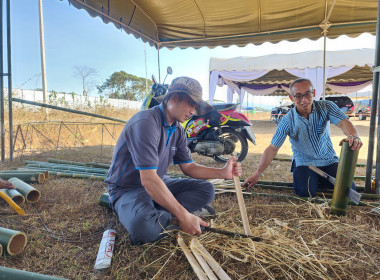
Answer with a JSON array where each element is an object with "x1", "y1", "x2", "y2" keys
[{"x1": 0, "y1": 112, "x2": 379, "y2": 279}]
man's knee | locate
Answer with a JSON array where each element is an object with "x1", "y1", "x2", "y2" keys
[{"x1": 126, "y1": 210, "x2": 171, "y2": 245}]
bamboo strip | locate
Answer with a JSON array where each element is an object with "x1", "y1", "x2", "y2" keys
[
  {"x1": 0, "y1": 227, "x2": 27, "y2": 256},
  {"x1": 189, "y1": 238, "x2": 218, "y2": 280},
  {"x1": 177, "y1": 236, "x2": 207, "y2": 280},
  {"x1": 0, "y1": 244, "x2": 2, "y2": 256},
  {"x1": 1, "y1": 189, "x2": 25, "y2": 204},
  {"x1": 0, "y1": 191, "x2": 26, "y2": 216},
  {"x1": 8, "y1": 178, "x2": 41, "y2": 203},
  {"x1": 191, "y1": 238, "x2": 231, "y2": 280},
  {"x1": 233, "y1": 176, "x2": 252, "y2": 235}
]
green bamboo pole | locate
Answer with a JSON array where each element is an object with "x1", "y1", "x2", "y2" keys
[
  {"x1": 14, "y1": 169, "x2": 49, "y2": 179},
  {"x1": 98, "y1": 193, "x2": 111, "y2": 208},
  {"x1": 0, "y1": 266, "x2": 69, "y2": 280},
  {"x1": 47, "y1": 158, "x2": 110, "y2": 169},
  {"x1": 0, "y1": 173, "x2": 44, "y2": 184},
  {"x1": 0, "y1": 189, "x2": 25, "y2": 204},
  {"x1": 330, "y1": 142, "x2": 359, "y2": 216},
  {"x1": 0, "y1": 227, "x2": 27, "y2": 256},
  {"x1": 256, "y1": 180, "x2": 293, "y2": 187},
  {"x1": 23, "y1": 166, "x2": 106, "y2": 176},
  {"x1": 8, "y1": 178, "x2": 41, "y2": 203},
  {"x1": 20, "y1": 167, "x2": 106, "y2": 180},
  {"x1": 273, "y1": 157, "x2": 370, "y2": 168},
  {"x1": 0, "y1": 170, "x2": 48, "y2": 179},
  {"x1": 25, "y1": 162, "x2": 107, "y2": 174}
]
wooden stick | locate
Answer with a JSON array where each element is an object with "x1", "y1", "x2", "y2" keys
[
  {"x1": 177, "y1": 236, "x2": 207, "y2": 280},
  {"x1": 189, "y1": 239, "x2": 218, "y2": 280},
  {"x1": 233, "y1": 176, "x2": 252, "y2": 235},
  {"x1": 191, "y1": 238, "x2": 231, "y2": 280}
]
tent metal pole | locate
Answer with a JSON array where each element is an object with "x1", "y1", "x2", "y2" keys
[
  {"x1": 322, "y1": 35, "x2": 326, "y2": 100},
  {"x1": 157, "y1": 45, "x2": 161, "y2": 83},
  {"x1": 6, "y1": 0, "x2": 12, "y2": 161},
  {"x1": 0, "y1": 0, "x2": 5, "y2": 162},
  {"x1": 364, "y1": 0, "x2": 380, "y2": 193}
]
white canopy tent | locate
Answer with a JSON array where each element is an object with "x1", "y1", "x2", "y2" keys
[{"x1": 209, "y1": 49, "x2": 375, "y2": 105}]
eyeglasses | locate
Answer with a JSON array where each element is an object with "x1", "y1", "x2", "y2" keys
[{"x1": 292, "y1": 90, "x2": 313, "y2": 101}]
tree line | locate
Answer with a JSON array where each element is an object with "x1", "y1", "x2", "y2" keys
[{"x1": 73, "y1": 65, "x2": 153, "y2": 101}]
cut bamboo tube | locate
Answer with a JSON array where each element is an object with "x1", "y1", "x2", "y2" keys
[
  {"x1": 233, "y1": 176, "x2": 252, "y2": 235},
  {"x1": 0, "y1": 172, "x2": 44, "y2": 184},
  {"x1": 0, "y1": 266, "x2": 69, "y2": 279},
  {"x1": 98, "y1": 193, "x2": 111, "y2": 209},
  {"x1": 331, "y1": 142, "x2": 359, "y2": 216},
  {"x1": 8, "y1": 178, "x2": 41, "y2": 203},
  {"x1": 189, "y1": 239, "x2": 218, "y2": 280},
  {"x1": 0, "y1": 227, "x2": 27, "y2": 256},
  {"x1": 177, "y1": 236, "x2": 207, "y2": 280},
  {"x1": 190, "y1": 238, "x2": 231, "y2": 280},
  {"x1": 0, "y1": 191, "x2": 26, "y2": 216},
  {"x1": 1, "y1": 189, "x2": 25, "y2": 204}
]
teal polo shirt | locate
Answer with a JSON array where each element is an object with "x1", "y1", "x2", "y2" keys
[{"x1": 105, "y1": 104, "x2": 193, "y2": 202}]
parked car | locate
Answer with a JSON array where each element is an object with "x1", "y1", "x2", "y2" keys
[
  {"x1": 270, "y1": 102, "x2": 294, "y2": 124},
  {"x1": 354, "y1": 99, "x2": 372, "y2": 120},
  {"x1": 325, "y1": 95, "x2": 355, "y2": 118}
]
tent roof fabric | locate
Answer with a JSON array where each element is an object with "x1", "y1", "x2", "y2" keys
[
  {"x1": 209, "y1": 49, "x2": 375, "y2": 71},
  {"x1": 66, "y1": 0, "x2": 377, "y2": 49}
]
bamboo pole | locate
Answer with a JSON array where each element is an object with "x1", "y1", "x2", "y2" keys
[
  {"x1": 331, "y1": 142, "x2": 359, "y2": 216},
  {"x1": 0, "y1": 227, "x2": 27, "y2": 256},
  {"x1": 98, "y1": 193, "x2": 111, "y2": 208},
  {"x1": 8, "y1": 178, "x2": 41, "y2": 203},
  {"x1": 47, "y1": 158, "x2": 110, "y2": 169},
  {"x1": 13, "y1": 169, "x2": 49, "y2": 180},
  {"x1": 0, "y1": 173, "x2": 44, "y2": 183},
  {"x1": 0, "y1": 189, "x2": 25, "y2": 204},
  {"x1": 25, "y1": 162, "x2": 108, "y2": 174},
  {"x1": 0, "y1": 191, "x2": 26, "y2": 215},
  {"x1": 23, "y1": 166, "x2": 105, "y2": 177},
  {"x1": 177, "y1": 236, "x2": 207, "y2": 280},
  {"x1": 233, "y1": 176, "x2": 252, "y2": 235},
  {"x1": 0, "y1": 266, "x2": 69, "y2": 279},
  {"x1": 190, "y1": 238, "x2": 231, "y2": 280},
  {"x1": 189, "y1": 238, "x2": 218, "y2": 280}
]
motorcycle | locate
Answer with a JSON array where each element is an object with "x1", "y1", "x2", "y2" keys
[{"x1": 140, "y1": 67, "x2": 256, "y2": 163}]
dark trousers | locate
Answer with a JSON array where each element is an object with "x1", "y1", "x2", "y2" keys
[
  {"x1": 113, "y1": 177, "x2": 214, "y2": 245},
  {"x1": 291, "y1": 161, "x2": 356, "y2": 197}
]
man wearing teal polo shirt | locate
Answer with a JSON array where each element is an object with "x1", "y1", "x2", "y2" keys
[
  {"x1": 106, "y1": 77, "x2": 242, "y2": 244},
  {"x1": 243, "y1": 78, "x2": 362, "y2": 197}
]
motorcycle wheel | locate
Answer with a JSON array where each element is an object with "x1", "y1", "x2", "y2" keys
[{"x1": 214, "y1": 127, "x2": 249, "y2": 163}]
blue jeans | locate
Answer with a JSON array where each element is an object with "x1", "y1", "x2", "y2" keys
[
  {"x1": 113, "y1": 177, "x2": 214, "y2": 245},
  {"x1": 291, "y1": 161, "x2": 356, "y2": 197}
]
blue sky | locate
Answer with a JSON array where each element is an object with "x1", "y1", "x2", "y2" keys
[{"x1": 5, "y1": 0, "x2": 376, "y2": 102}]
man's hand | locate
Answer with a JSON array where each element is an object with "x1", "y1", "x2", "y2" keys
[
  {"x1": 177, "y1": 212, "x2": 209, "y2": 236},
  {"x1": 339, "y1": 135, "x2": 363, "y2": 151},
  {"x1": 243, "y1": 172, "x2": 260, "y2": 191},
  {"x1": 222, "y1": 157, "x2": 242, "y2": 180},
  {"x1": 0, "y1": 179, "x2": 16, "y2": 189}
]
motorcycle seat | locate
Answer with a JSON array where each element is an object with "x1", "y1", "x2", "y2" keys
[{"x1": 211, "y1": 103, "x2": 238, "y2": 111}]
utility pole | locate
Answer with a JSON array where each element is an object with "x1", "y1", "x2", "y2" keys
[{"x1": 38, "y1": 0, "x2": 48, "y2": 106}]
